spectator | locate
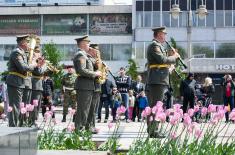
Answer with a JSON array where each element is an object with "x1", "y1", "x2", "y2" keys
[
  {"x1": 110, "y1": 87, "x2": 122, "y2": 122},
  {"x1": 131, "y1": 75, "x2": 145, "y2": 122},
  {"x1": 115, "y1": 67, "x2": 131, "y2": 122},
  {"x1": 42, "y1": 73, "x2": 55, "y2": 119},
  {"x1": 201, "y1": 77, "x2": 215, "y2": 106},
  {"x1": 97, "y1": 77, "x2": 116, "y2": 123},
  {"x1": 180, "y1": 73, "x2": 197, "y2": 113},
  {"x1": 221, "y1": 74, "x2": 234, "y2": 122},
  {"x1": 138, "y1": 91, "x2": 148, "y2": 122},
  {"x1": 128, "y1": 90, "x2": 135, "y2": 120}
]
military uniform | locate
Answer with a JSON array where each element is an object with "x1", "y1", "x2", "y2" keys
[
  {"x1": 73, "y1": 35, "x2": 97, "y2": 130},
  {"x1": 30, "y1": 64, "x2": 47, "y2": 125},
  {"x1": 61, "y1": 71, "x2": 77, "y2": 122},
  {"x1": 146, "y1": 27, "x2": 177, "y2": 137},
  {"x1": 6, "y1": 35, "x2": 36, "y2": 127}
]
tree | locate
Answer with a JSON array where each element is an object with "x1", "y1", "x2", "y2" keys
[
  {"x1": 216, "y1": 43, "x2": 235, "y2": 58},
  {"x1": 42, "y1": 42, "x2": 64, "y2": 89},
  {"x1": 126, "y1": 59, "x2": 138, "y2": 81}
]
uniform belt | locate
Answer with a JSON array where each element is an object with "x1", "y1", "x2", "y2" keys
[
  {"x1": 9, "y1": 71, "x2": 32, "y2": 79},
  {"x1": 149, "y1": 64, "x2": 170, "y2": 69},
  {"x1": 64, "y1": 86, "x2": 74, "y2": 90},
  {"x1": 32, "y1": 75, "x2": 43, "y2": 80}
]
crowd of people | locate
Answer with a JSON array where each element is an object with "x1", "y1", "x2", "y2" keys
[{"x1": 0, "y1": 28, "x2": 235, "y2": 138}]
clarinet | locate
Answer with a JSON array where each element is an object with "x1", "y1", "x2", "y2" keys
[{"x1": 165, "y1": 41, "x2": 187, "y2": 69}]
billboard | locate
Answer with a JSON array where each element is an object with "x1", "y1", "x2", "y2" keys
[
  {"x1": 0, "y1": 15, "x2": 40, "y2": 35},
  {"x1": 89, "y1": 14, "x2": 132, "y2": 35},
  {"x1": 43, "y1": 14, "x2": 87, "y2": 35}
]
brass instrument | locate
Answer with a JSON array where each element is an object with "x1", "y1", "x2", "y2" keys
[
  {"x1": 44, "y1": 60, "x2": 60, "y2": 74},
  {"x1": 28, "y1": 34, "x2": 37, "y2": 64},
  {"x1": 89, "y1": 47, "x2": 107, "y2": 84}
]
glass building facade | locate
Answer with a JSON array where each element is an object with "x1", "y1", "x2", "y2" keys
[{"x1": 134, "y1": 0, "x2": 235, "y2": 62}]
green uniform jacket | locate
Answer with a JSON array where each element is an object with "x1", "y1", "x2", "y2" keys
[
  {"x1": 6, "y1": 48, "x2": 35, "y2": 88},
  {"x1": 73, "y1": 48, "x2": 96, "y2": 90},
  {"x1": 146, "y1": 39, "x2": 177, "y2": 85}
]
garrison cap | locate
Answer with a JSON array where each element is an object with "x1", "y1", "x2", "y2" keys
[
  {"x1": 16, "y1": 34, "x2": 30, "y2": 42},
  {"x1": 152, "y1": 26, "x2": 167, "y2": 34},
  {"x1": 75, "y1": 35, "x2": 90, "y2": 43},
  {"x1": 90, "y1": 44, "x2": 99, "y2": 50}
]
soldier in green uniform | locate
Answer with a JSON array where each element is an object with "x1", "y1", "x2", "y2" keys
[
  {"x1": 61, "y1": 65, "x2": 77, "y2": 122},
  {"x1": 73, "y1": 35, "x2": 101, "y2": 131},
  {"x1": 146, "y1": 27, "x2": 180, "y2": 137},
  {"x1": 6, "y1": 35, "x2": 39, "y2": 127},
  {"x1": 30, "y1": 46, "x2": 47, "y2": 126},
  {"x1": 87, "y1": 44, "x2": 102, "y2": 133}
]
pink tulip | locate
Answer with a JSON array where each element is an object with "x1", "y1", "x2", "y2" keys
[
  {"x1": 7, "y1": 106, "x2": 13, "y2": 113},
  {"x1": 67, "y1": 123, "x2": 75, "y2": 132},
  {"x1": 1, "y1": 113, "x2": 6, "y2": 119},
  {"x1": 117, "y1": 105, "x2": 126, "y2": 116},
  {"x1": 187, "y1": 108, "x2": 194, "y2": 117},
  {"x1": 208, "y1": 104, "x2": 216, "y2": 113},
  {"x1": 195, "y1": 129, "x2": 203, "y2": 139},
  {"x1": 108, "y1": 122, "x2": 113, "y2": 129},
  {"x1": 187, "y1": 126, "x2": 193, "y2": 133},
  {"x1": 201, "y1": 107, "x2": 208, "y2": 116},
  {"x1": 32, "y1": 100, "x2": 39, "y2": 107},
  {"x1": 170, "y1": 132, "x2": 177, "y2": 139},
  {"x1": 165, "y1": 109, "x2": 172, "y2": 116},
  {"x1": 141, "y1": 110, "x2": 147, "y2": 118},
  {"x1": 224, "y1": 106, "x2": 229, "y2": 112},
  {"x1": 194, "y1": 105, "x2": 200, "y2": 113},
  {"x1": 28, "y1": 105, "x2": 35, "y2": 112},
  {"x1": 69, "y1": 108, "x2": 76, "y2": 116},
  {"x1": 20, "y1": 102, "x2": 25, "y2": 109},
  {"x1": 156, "y1": 101, "x2": 163, "y2": 108},
  {"x1": 173, "y1": 104, "x2": 182, "y2": 111},
  {"x1": 44, "y1": 111, "x2": 52, "y2": 120},
  {"x1": 229, "y1": 110, "x2": 235, "y2": 121},
  {"x1": 145, "y1": 107, "x2": 152, "y2": 116},
  {"x1": 155, "y1": 112, "x2": 166, "y2": 123},
  {"x1": 52, "y1": 118, "x2": 58, "y2": 125},
  {"x1": 20, "y1": 107, "x2": 27, "y2": 114},
  {"x1": 183, "y1": 113, "x2": 192, "y2": 126}
]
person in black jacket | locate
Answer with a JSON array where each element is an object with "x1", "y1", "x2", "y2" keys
[
  {"x1": 131, "y1": 75, "x2": 145, "y2": 122},
  {"x1": 115, "y1": 67, "x2": 132, "y2": 122},
  {"x1": 180, "y1": 73, "x2": 197, "y2": 113},
  {"x1": 97, "y1": 77, "x2": 116, "y2": 123}
]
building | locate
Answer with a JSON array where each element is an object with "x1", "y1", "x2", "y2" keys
[
  {"x1": 133, "y1": 0, "x2": 235, "y2": 104},
  {"x1": 0, "y1": 0, "x2": 132, "y2": 75}
]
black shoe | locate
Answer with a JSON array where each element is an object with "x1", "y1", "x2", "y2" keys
[
  {"x1": 97, "y1": 119, "x2": 101, "y2": 123},
  {"x1": 104, "y1": 119, "x2": 108, "y2": 123}
]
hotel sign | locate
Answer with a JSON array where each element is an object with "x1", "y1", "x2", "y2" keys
[{"x1": 216, "y1": 64, "x2": 235, "y2": 70}]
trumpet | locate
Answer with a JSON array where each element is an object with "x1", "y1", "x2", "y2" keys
[{"x1": 45, "y1": 60, "x2": 60, "y2": 74}]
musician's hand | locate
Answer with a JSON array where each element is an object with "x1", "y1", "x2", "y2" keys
[
  {"x1": 95, "y1": 71, "x2": 102, "y2": 77},
  {"x1": 173, "y1": 52, "x2": 180, "y2": 59},
  {"x1": 169, "y1": 65, "x2": 175, "y2": 73}
]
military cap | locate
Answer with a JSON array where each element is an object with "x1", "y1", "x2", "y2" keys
[
  {"x1": 75, "y1": 35, "x2": 90, "y2": 43},
  {"x1": 90, "y1": 44, "x2": 99, "y2": 50},
  {"x1": 16, "y1": 34, "x2": 30, "y2": 42},
  {"x1": 66, "y1": 65, "x2": 73, "y2": 69},
  {"x1": 152, "y1": 26, "x2": 167, "y2": 34}
]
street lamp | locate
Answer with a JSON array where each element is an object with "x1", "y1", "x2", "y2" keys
[{"x1": 170, "y1": 0, "x2": 208, "y2": 72}]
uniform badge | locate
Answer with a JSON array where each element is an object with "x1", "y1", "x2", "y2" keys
[
  {"x1": 154, "y1": 46, "x2": 161, "y2": 53},
  {"x1": 79, "y1": 57, "x2": 86, "y2": 64}
]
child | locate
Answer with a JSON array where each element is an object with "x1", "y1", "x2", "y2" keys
[
  {"x1": 128, "y1": 90, "x2": 135, "y2": 121},
  {"x1": 111, "y1": 87, "x2": 122, "y2": 122},
  {"x1": 138, "y1": 91, "x2": 148, "y2": 122}
]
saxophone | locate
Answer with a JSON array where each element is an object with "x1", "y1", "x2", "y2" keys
[{"x1": 89, "y1": 47, "x2": 107, "y2": 84}]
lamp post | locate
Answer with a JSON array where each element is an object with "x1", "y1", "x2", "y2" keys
[{"x1": 170, "y1": 0, "x2": 208, "y2": 72}]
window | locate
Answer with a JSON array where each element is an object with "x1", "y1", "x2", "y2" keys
[
  {"x1": 192, "y1": 43, "x2": 214, "y2": 58},
  {"x1": 216, "y1": 11, "x2": 224, "y2": 27},
  {"x1": 216, "y1": 43, "x2": 235, "y2": 58},
  {"x1": 135, "y1": 42, "x2": 145, "y2": 59},
  {"x1": 225, "y1": 10, "x2": 232, "y2": 26}
]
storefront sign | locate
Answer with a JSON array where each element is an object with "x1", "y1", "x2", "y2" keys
[
  {"x1": 216, "y1": 64, "x2": 235, "y2": 70},
  {"x1": 89, "y1": 14, "x2": 132, "y2": 35},
  {"x1": 0, "y1": 15, "x2": 40, "y2": 35}
]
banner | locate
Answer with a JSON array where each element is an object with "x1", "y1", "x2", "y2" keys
[
  {"x1": 0, "y1": 15, "x2": 40, "y2": 35},
  {"x1": 43, "y1": 14, "x2": 87, "y2": 35},
  {"x1": 89, "y1": 14, "x2": 132, "y2": 35}
]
